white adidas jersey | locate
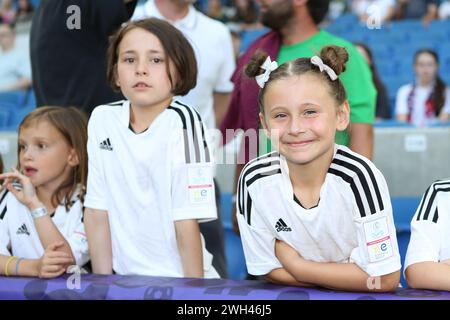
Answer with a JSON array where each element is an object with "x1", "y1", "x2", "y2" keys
[
  {"x1": 237, "y1": 145, "x2": 401, "y2": 277},
  {"x1": 0, "y1": 189, "x2": 89, "y2": 266},
  {"x1": 84, "y1": 100, "x2": 218, "y2": 277},
  {"x1": 404, "y1": 179, "x2": 450, "y2": 269}
]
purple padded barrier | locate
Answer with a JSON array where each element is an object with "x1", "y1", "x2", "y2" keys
[{"x1": 1, "y1": 274, "x2": 450, "y2": 300}]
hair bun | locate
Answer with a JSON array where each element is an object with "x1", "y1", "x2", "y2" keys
[
  {"x1": 319, "y1": 45, "x2": 349, "y2": 76},
  {"x1": 244, "y1": 50, "x2": 270, "y2": 78}
]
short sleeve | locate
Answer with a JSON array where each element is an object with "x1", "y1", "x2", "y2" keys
[
  {"x1": 65, "y1": 202, "x2": 90, "y2": 266},
  {"x1": 170, "y1": 105, "x2": 217, "y2": 222},
  {"x1": 349, "y1": 166, "x2": 402, "y2": 277},
  {"x1": 395, "y1": 85, "x2": 411, "y2": 116},
  {"x1": 213, "y1": 28, "x2": 235, "y2": 93},
  {"x1": 405, "y1": 181, "x2": 450, "y2": 269},
  {"x1": 0, "y1": 190, "x2": 11, "y2": 256},
  {"x1": 84, "y1": 110, "x2": 108, "y2": 211},
  {"x1": 404, "y1": 220, "x2": 440, "y2": 270},
  {"x1": 236, "y1": 172, "x2": 282, "y2": 276}
]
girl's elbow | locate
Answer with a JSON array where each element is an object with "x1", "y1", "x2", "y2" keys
[
  {"x1": 379, "y1": 271, "x2": 400, "y2": 292},
  {"x1": 404, "y1": 266, "x2": 421, "y2": 289}
]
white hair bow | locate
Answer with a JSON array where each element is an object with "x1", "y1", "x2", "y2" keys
[
  {"x1": 255, "y1": 56, "x2": 278, "y2": 89},
  {"x1": 310, "y1": 56, "x2": 338, "y2": 81}
]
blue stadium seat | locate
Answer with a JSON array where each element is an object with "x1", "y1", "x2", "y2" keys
[
  {"x1": 220, "y1": 193, "x2": 247, "y2": 280},
  {"x1": 0, "y1": 91, "x2": 26, "y2": 107},
  {"x1": 0, "y1": 106, "x2": 11, "y2": 129},
  {"x1": 23, "y1": 89, "x2": 37, "y2": 108},
  {"x1": 224, "y1": 228, "x2": 247, "y2": 280},
  {"x1": 391, "y1": 197, "x2": 421, "y2": 288},
  {"x1": 9, "y1": 104, "x2": 35, "y2": 129}
]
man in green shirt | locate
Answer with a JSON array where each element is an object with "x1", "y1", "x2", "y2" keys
[{"x1": 276, "y1": 29, "x2": 376, "y2": 148}]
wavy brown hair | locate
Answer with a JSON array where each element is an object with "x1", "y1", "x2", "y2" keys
[{"x1": 18, "y1": 107, "x2": 88, "y2": 210}]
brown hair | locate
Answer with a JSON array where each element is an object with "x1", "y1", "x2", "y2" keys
[
  {"x1": 106, "y1": 18, "x2": 197, "y2": 96},
  {"x1": 414, "y1": 49, "x2": 446, "y2": 116},
  {"x1": 245, "y1": 45, "x2": 349, "y2": 113},
  {"x1": 18, "y1": 107, "x2": 88, "y2": 211}
]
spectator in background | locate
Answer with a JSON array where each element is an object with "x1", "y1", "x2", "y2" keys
[
  {"x1": 207, "y1": 0, "x2": 229, "y2": 23},
  {"x1": 132, "y1": 0, "x2": 236, "y2": 279},
  {"x1": 355, "y1": 43, "x2": 391, "y2": 119},
  {"x1": 14, "y1": 0, "x2": 34, "y2": 34},
  {"x1": 351, "y1": 0, "x2": 395, "y2": 24},
  {"x1": 396, "y1": 49, "x2": 450, "y2": 126},
  {"x1": 438, "y1": 0, "x2": 450, "y2": 19},
  {"x1": 30, "y1": 0, "x2": 137, "y2": 115},
  {"x1": 0, "y1": 0, "x2": 16, "y2": 24},
  {"x1": 230, "y1": 0, "x2": 260, "y2": 30},
  {"x1": 0, "y1": 22, "x2": 31, "y2": 92},
  {"x1": 395, "y1": 0, "x2": 438, "y2": 24}
]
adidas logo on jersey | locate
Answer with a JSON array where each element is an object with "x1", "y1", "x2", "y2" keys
[
  {"x1": 16, "y1": 223, "x2": 30, "y2": 236},
  {"x1": 275, "y1": 219, "x2": 292, "y2": 232},
  {"x1": 99, "y1": 138, "x2": 113, "y2": 151}
]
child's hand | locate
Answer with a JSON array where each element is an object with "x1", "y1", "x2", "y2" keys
[
  {"x1": 36, "y1": 242, "x2": 74, "y2": 279},
  {"x1": 0, "y1": 168, "x2": 43, "y2": 210}
]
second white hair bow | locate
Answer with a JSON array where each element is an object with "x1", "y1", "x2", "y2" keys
[
  {"x1": 310, "y1": 56, "x2": 338, "y2": 81},
  {"x1": 255, "y1": 56, "x2": 278, "y2": 89}
]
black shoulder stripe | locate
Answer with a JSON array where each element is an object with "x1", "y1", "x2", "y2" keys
[
  {"x1": 238, "y1": 154, "x2": 281, "y2": 226},
  {"x1": 0, "y1": 205, "x2": 6, "y2": 220},
  {"x1": 432, "y1": 207, "x2": 439, "y2": 223},
  {"x1": 416, "y1": 181, "x2": 450, "y2": 222},
  {"x1": 170, "y1": 103, "x2": 210, "y2": 163},
  {"x1": 336, "y1": 149, "x2": 384, "y2": 211},
  {"x1": 332, "y1": 158, "x2": 376, "y2": 215},
  {"x1": 246, "y1": 192, "x2": 253, "y2": 226},
  {"x1": 180, "y1": 103, "x2": 201, "y2": 163},
  {"x1": 0, "y1": 189, "x2": 9, "y2": 205},
  {"x1": 192, "y1": 108, "x2": 211, "y2": 162},
  {"x1": 328, "y1": 167, "x2": 366, "y2": 217},
  {"x1": 246, "y1": 168, "x2": 281, "y2": 188},
  {"x1": 167, "y1": 106, "x2": 191, "y2": 163},
  {"x1": 0, "y1": 190, "x2": 9, "y2": 220}
]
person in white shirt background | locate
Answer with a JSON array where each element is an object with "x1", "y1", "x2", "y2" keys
[
  {"x1": 395, "y1": 48, "x2": 450, "y2": 127},
  {"x1": 132, "y1": 0, "x2": 236, "y2": 278},
  {"x1": 0, "y1": 22, "x2": 31, "y2": 92}
]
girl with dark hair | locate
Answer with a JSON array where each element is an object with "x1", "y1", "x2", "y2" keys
[{"x1": 396, "y1": 49, "x2": 450, "y2": 127}]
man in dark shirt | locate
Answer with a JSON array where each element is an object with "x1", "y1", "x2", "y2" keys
[{"x1": 30, "y1": 0, "x2": 137, "y2": 115}]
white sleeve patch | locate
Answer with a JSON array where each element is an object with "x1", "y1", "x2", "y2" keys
[
  {"x1": 363, "y1": 216, "x2": 393, "y2": 263},
  {"x1": 187, "y1": 165, "x2": 214, "y2": 205}
]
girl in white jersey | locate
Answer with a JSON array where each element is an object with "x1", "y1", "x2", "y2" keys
[
  {"x1": 404, "y1": 179, "x2": 450, "y2": 291},
  {"x1": 237, "y1": 45, "x2": 401, "y2": 292},
  {"x1": 0, "y1": 107, "x2": 89, "y2": 278},
  {"x1": 84, "y1": 18, "x2": 218, "y2": 278}
]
